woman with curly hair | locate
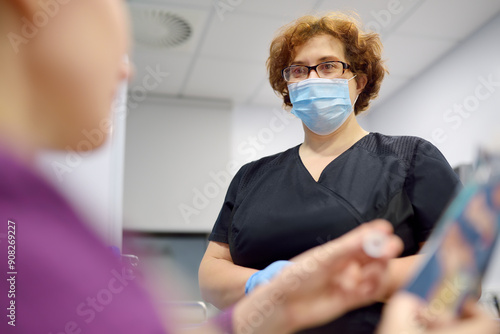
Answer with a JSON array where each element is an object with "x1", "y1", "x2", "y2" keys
[
  {"x1": 0, "y1": 2, "x2": 402, "y2": 334},
  {"x1": 200, "y1": 12, "x2": 461, "y2": 333}
]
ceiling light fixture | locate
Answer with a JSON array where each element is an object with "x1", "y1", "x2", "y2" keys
[{"x1": 131, "y1": 7, "x2": 192, "y2": 48}]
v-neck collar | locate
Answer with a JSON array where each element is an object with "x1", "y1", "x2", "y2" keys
[{"x1": 294, "y1": 132, "x2": 373, "y2": 183}]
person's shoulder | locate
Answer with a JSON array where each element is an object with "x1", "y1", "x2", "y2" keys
[
  {"x1": 0, "y1": 147, "x2": 53, "y2": 199},
  {"x1": 361, "y1": 132, "x2": 439, "y2": 164},
  {"x1": 249, "y1": 146, "x2": 298, "y2": 168},
  {"x1": 365, "y1": 132, "x2": 431, "y2": 149},
  {"x1": 234, "y1": 145, "x2": 299, "y2": 188}
]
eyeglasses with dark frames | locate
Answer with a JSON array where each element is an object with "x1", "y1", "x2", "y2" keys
[{"x1": 282, "y1": 60, "x2": 351, "y2": 83}]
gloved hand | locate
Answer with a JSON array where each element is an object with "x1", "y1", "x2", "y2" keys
[{"x1": 245, "y1": 260, "x2": 293, "y2": 294}]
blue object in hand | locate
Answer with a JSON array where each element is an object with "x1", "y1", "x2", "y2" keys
[{"x1": 245, "y1": 260, "x2": 292, "y2": 294}]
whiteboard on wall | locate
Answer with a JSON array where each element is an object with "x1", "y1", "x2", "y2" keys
[{"x1": 123, "y1": 96, "x2": 232, "y2": 233}]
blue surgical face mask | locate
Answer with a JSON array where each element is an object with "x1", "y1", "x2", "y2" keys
[{"x1": 288, "y1": 76, "x2": 357, "y2": 136}]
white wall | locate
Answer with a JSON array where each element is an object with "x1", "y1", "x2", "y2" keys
[
  {"x1": 123, "y1": 98, "x2": 313, "y2": 233},
  {"x1": 36, "y1": 80, "x2": 128, "y2": 249},
  {"x1": 123, "y1": 97, "x2": 232, "y2": 233},
  {"x1": 230, "y1": 104, "x2": 303, "y2": 166},
  {"x1": 366, "y1": 14, "x2": 500, "y2": 168},
  {"x1": 365, "y1": 14, "x2": 500, "y2": 291}
]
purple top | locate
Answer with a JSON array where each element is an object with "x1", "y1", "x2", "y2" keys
[
  {"x1": 0, "y1": 148, "x2": 167, "y2": 333},
  {"x1": 211, "y1": 306, "x2": 235, "y2": 334}
]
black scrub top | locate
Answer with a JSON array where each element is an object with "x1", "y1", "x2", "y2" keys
[{"x1": 209, "y1": 132, "x2": 461, "y2": 334}]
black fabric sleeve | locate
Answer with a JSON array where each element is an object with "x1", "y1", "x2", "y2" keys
[
  {"x1": 404, "y1": 139, "x2": 462, "y2": 243},
  {"x1": 208, "y1": 163, "x2": 249, "y2": 244}
]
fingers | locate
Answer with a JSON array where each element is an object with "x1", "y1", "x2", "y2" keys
[
  {"x1": 377, "y1": 292, "x2": 426, "y2": 334},
  {"x1": 331, "y1": 252, "x2": 392, "y2": 304},
  {"x1": 429, "y1": 312, "x2": 499, "y2": 334},
  {"x1": 460, "y1": 298, "x2": 485, "y2": 318},
  {"x1": 292, "y1": 219, "x2": 401, "y2": 267},
  {"x1": 356, "y1": 261, "x2": 387, "y2": 297},
  {"x1": 364, "y1": 219, "x2": 395, "y2": 234},
  {"x1": 372, "y1": 234, "x2": 404, "y2": 260},
  {"x1": 316, "y1": 219, "x2": 403, "y2": 265},
  {"x1": 357, "y1": 220, "x2": 404, "y2": 261},
  {"x1": 379, "y1": 293, "x2": 500, "y2": 334},
  {"x1": 451, "y1": 298, "x2": 500, "y2": 334},
  {"x1": 363, "y1": 220, "x2": 404, "y2": 258}
]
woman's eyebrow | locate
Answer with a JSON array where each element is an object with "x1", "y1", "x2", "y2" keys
[
  {"x1": 318, "y1": 55, "x2": 342, "y2": 62},
  {"x1": 290, "y1": 55, "x2": 342, "y2": 65}
]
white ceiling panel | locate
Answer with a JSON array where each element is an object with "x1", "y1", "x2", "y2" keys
[
  {"x1": 200, "y1": 13, "x2": 285, "y2": 63},
  {"x1": 317, "y1": 0, "x2": 431, "y2": 41},
  {"x1": 316, "y1": 0, "x2": 416, "y2": 28},
  {"x1": 234, "y1": 0, "x2": 316, "y2": 20},
  {"x1": 127, "y1": 1, "x2": 500, "y2": 108},
  {"x1": 130, "y1": 52, "x2": 192, "y2": 96},
  {"x1": 316, "y1": 0, "x2": 392, "y2": 19},
  {"x1": 129, "y1": 0, "x2": 213, "y2": 9},
  {"x1": 395, "y1": 0, "x2": 500, "y2": 39},
  {"x1": 183, "y1": 58, "x2": 265, "y2": 103},
  {"x1": 382, "y1": 33, "x2": 457, "y2": 77}
]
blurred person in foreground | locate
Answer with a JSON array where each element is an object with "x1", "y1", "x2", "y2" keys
[{"x1": 0, "y1": 1, "x2": 497, "y2": 334}]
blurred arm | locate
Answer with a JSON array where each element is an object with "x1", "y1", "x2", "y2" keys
[
  {"x1": 379, "y1": 254, "x2": 425, "y2": 301},
  {"x1": 199, "y1": 241, "x2": 257, "y2": 309}
]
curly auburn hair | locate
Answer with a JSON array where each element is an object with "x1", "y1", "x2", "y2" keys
[{"x1": 267, "y1": 12, "x2": 388, "y2": 115}]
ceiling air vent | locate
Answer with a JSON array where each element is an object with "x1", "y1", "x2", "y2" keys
[{"x1": 131, "y1": 7, "x2": 192, "y2": 48}]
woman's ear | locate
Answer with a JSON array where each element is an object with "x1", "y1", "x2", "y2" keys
[{"x1": 356, "y1": 74, "x2": 368, "y2": 95}]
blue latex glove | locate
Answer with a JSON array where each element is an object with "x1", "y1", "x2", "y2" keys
[{"x1": 245, "y1": 260, "x2": 292, "y2": 294}]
